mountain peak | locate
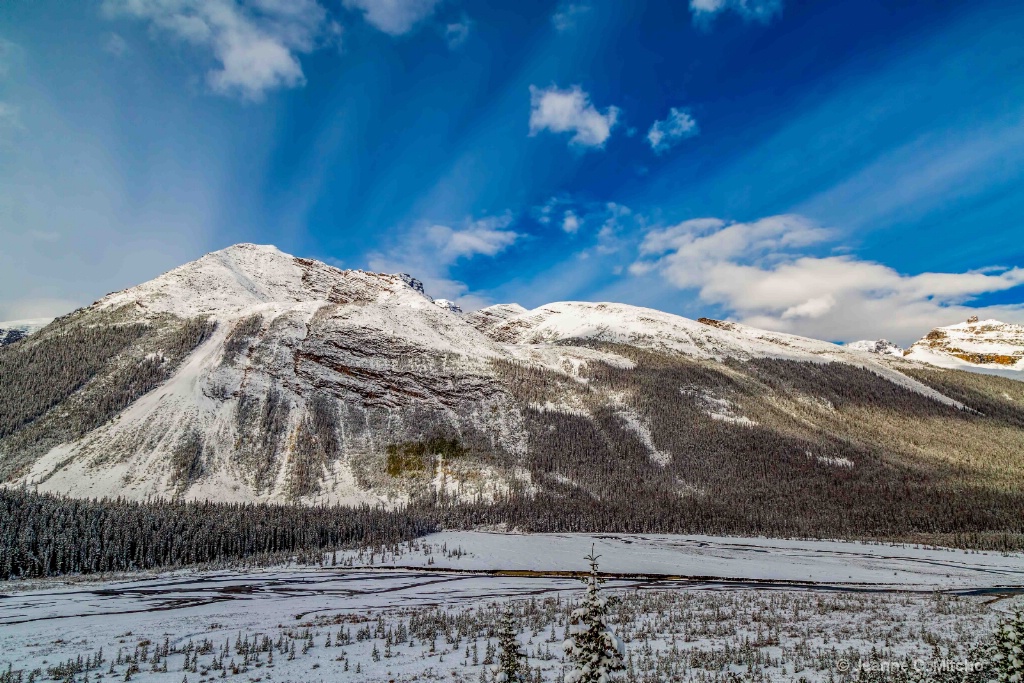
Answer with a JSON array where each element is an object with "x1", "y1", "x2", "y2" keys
[
  {"x1": 846, "y1": 339, "x2": 905, "y2": 356},
  {"x1": 905, "y1": 318, "x2": 1024, "y2": 371},
  {"x1": 93, "y1": 244, "x2": 432, "y2": 319}
]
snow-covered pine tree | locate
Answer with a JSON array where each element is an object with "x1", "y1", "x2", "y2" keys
[
  {"x1": 495, "y1": 606, "x2": 526, "y2": 682},
  {"x1": 563, "y1": 550, "x2": 625, "y2": 683},
  {"x1": 987, "y1": 608, "x2": 1023, "y2": 682}
]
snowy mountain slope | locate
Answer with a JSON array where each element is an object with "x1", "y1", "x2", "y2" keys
[
  {"x1": 905, "y1": 317, "x2": 1024, "y2": 373},
  {"x1": 469, "y1": 302, "x2": 961, "y2": 407},
  {"x1": 3, "y1": 244, "x2": 1024, "y2": 535},
  {"x1": 0, "y1": 318, "x2": 51, "y2": 346},
  {"x1": 473, "y1": 301, "x2": 883, "y2": 363}
]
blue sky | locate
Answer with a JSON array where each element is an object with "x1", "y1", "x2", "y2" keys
[{"x1": 1, "y1": 0, "x2": 1023, "y2": 344}]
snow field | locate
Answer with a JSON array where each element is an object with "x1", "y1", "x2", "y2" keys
[{"x1": 2, "y1": 532, "x2": 1022, "y2": 682}]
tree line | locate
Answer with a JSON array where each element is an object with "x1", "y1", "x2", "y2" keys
[{"x1": 0, "y1": 488, "x2": 436, "y2": 580}]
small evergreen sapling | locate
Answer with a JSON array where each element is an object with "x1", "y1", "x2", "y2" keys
[
  {"x1": 987, "y1": 608, "x2": 1024, "y2": 682},
  {"x1": 562, "y1": 550, "x2": 625, "y2": 683},
  {"x1": 495, "y1": 606, "x2": 526, "y2": 682}
]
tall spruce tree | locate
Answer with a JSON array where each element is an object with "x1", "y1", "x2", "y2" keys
[
  {"x1": 562, "y1": 550, "x2": 625, "y2": 683},
  {"x1": 495, "y1": 606, "x2": 526, "y2": 682}
]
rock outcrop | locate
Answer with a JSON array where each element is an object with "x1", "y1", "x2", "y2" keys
[{"x1": 905, "y1": 318, "x2": 1024, "y2": 371}]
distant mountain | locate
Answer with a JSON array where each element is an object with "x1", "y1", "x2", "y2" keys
[
  {"x1": 905, "y1": 317, "x2": 1024, "y2": 372},
  {"x1": 846, "y1": 339, "x2": 905, "y2": 357},
  {"x1": 0, "y1": 318, "x2": 51, "y2": 347},
  {"x1": 1, "y1": 244, "x2": 1022, "y2": 544}
]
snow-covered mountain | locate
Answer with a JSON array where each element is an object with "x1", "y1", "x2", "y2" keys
[
  {"x1": 0, "y1": 318, "x2": 51, "y2": 346},
  {"x1": 905, "y1": 317, "x2": 1024, "y2": 373},
  {"x1": 846, "y1": 339, "x2": 905, "y2": 356},
  {"x1": 2, "y1": 245, "x2": 519, "y2": 505},
  {"x1": 1, "y1": 244, "x2": 1021, "y2": 513}
]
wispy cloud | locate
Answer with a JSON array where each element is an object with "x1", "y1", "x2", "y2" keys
[
  {"x1": 104, "y1": 32, "x2": 129, "y2": 57},
  {"x1": 0, "y1": 38, "x2": 23, "y2": 82},
  {"x1": 528, "y1": 84, "x2": 619, "y2": 149},
  {"x1": 551, "y1": 2, "x2": 591, "y2": 32},
  {"x1": 631, "y1": 214, "x2": 1024, "y2": 344},
  {"x1": 0, "y1": 29, "x2": 225, "y2": 323},
  {"x1": 444, "y1": 18, "x2": 471, "y2": 49},
  {"x1": 647, "y1": 108, "x2": 699, "y2": 154},
  {"x1": 343, "y1": 0, "x2": 441, "y2": 36},
  {"x1": 690, "y1": 0, "x2": 783, "y2": 25},
  {"x1": 102, "y1": 0, "x2": 339, "y2": 100},
  {"x1": 368, "y1": 215, "x2": 521, "y2": 308}
]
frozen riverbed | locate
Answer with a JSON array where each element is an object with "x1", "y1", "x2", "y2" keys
[
  {"x1": 333, "y1": 531, "x2": 1024, "y2": 590},
  {"x1": 1, "y1": 532, "x2": 1022, "y2": 682}
]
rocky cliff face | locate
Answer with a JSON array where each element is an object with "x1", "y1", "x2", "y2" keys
[
  {"x1": 846, "y1": 339, "x2": 905, "y2": 356},
  {"x1": 905, "y1": 318, "x2": 1024, "y2": 372},
  {"x1": 2, "y1": 245, "x2": 1023, "y2": 527}
]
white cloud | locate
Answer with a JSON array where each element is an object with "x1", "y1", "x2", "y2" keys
[
  {"x1": 690, "y1": 0, "x2": 783, "y2": 24},
  {"x1": 533, "y1": 199, "x2": 636, "y2": 246},
  {"x1": 426, "y1": 218, "x2": 520, "y2": 262},
  {"x1": 343, "y1": 0, "x2": 441, "y2": 36},
  {"x1": 444, "y1": 19, "x2": 471, "y2": 48},
  {"x1": 534, "y1": 196, "x2": 577, "y2": 227},
  {"x1": 368, "y1": 215, "x2": 521, "y2": 308},
  {"x1": 103, "y1": 0, "x2": 338, "y2": 100},
  {"x1": 561, "y1": 211, "x2": 580, "y2": 234},
  {"x1": 647, "y1": 108, "x2": 698, "y2": 153},
  {"x1": 552, "y1": 2, "x2": 591, "y2": 32},
  {"x1": 529, "y1": 85, "x2": 619, "y2": 149},
  {"x1": 632, "y1": 214, "x2": 1024, "y2": 345}
]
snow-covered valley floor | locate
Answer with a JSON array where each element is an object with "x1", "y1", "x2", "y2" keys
[{"x1": 2, "y1": 533, "x2": 1022, "y2": 682}]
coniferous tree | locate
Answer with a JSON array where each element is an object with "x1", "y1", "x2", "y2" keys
[
  {"x1": 987, "y1": 608, "x2": 1024, "y2": 682},
  {"x1": 494, "y1": 606, "x2": 526, "y2": 682},
  {"x1": 563, "y1": 551, "x2": 625, "y2": 683}
]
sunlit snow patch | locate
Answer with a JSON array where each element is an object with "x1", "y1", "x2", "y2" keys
[{"x1": 682, "y1": 387, "x2": 758, "y2": 426}]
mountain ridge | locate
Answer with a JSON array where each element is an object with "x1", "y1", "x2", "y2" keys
[{"x1": 1, "y1": 244, "x2": 1023, "y2": 548}]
